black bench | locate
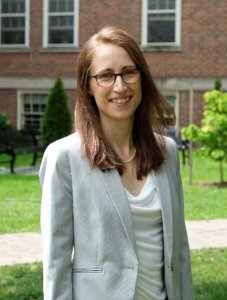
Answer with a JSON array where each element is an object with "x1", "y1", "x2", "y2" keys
[
  {"x1": 165, "y1": 129, "x2": 189, "y2": 165},
  {"x1": 0, "y1": 129, "x2": 44, "y2": 173}
]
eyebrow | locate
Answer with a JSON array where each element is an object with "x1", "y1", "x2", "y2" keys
[{"x1": 95, "y1": 66, "x2": 137, "y2": 74}]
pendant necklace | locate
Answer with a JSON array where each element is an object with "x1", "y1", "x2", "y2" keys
[{"x1": 122, "y1": 150, "x2": 136, "y2": 163}]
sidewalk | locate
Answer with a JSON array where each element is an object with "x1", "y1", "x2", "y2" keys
[{"x1": 0, "y1": 219, "x2": 227, "y2": 266}]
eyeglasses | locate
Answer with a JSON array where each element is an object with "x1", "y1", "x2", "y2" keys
[{"x1": 89, "y1": 68, "x2": 141, "y2": 87}]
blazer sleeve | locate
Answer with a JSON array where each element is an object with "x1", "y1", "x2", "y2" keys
[
  {"x1": 39, "y1": 143, "x2": 74, "y2": 300},
  {"x1": 173, "y1": 141, "x2": 194, "y2": 300}
]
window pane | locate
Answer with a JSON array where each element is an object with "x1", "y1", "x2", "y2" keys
[
  {"x1": 22, "y1": 94, "x2": 48, "y2": 133},
  {"x1": 165, "y1": 95, "x2": 176, "y2": 108},
  {"x1": 49, "y1": 29, "x2": 73, "y2": 44},
  {"x1": 1, "y1": 16, "x2": 25, "y2": 44},
  {"x1": 2, "y1": 0, "x2": 25, "y2": 13},
  {"x1": 147, "y1": 13, "x2": 175, "y2": 43},
  {"x1": 49, "y1": 0, "x2": 74, "y2": 12},
  {"x1": 49, "y1": 16, "x2": 73, "y2": 44},
  {"x1": 148, "y1": 0, "x2": 175, "y2": 10}
]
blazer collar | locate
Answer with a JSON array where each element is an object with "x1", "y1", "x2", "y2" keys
[
  {"x1": 152, "y1": 163, "x2": 173, "y2": 259},
  {"x1": 95, "y1": 163, "x2": 173, "y2": 262},
  {"x1": 95, "y1": 167, "x2": 139, "y2": 260}
]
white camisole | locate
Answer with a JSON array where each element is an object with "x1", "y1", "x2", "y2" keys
[{"x1": 125, "y1": 173, "x2": 167, "y2": 300}]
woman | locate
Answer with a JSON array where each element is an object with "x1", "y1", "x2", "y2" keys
[{"x1": 40, "y1": 25, "x2": 194, "y2": 300}]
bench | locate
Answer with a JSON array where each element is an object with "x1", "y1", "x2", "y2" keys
[
  {"x1": 165, "y1": 129, "x2": 189, "y2": 165},
  {"x1": 0, "y1": 129, "x2": 44, "y2": 173}
]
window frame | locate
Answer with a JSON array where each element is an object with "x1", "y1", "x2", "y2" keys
[
  {"x1": 0, "y1": 0, "x2": 30, "y2": 48},
  {"x1": 43, "y1": 0, "x2": 79, "y2": 48},
  {"x1": 142, "y1": 0, "x2": 181, "y2": 47},
  {"x1": 17, "y1": 90, "x2": 48, "y2": 133},
  {"x1": 163, "y1": 91, "x2": 179, "y2": 128}
]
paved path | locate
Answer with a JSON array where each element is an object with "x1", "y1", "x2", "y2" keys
[{"x1": 0, "y1": 219, "x2": 227, "y2": 266}]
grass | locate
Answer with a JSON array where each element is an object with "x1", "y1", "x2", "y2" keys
[
  {"x1": 0, "y1": 154, "x2": 42, "y2": 234},
  {"x1": 191, "y1": 248, "x2": 227, "y2": 300},
  {"x1": 0, "y1": 263, "x2": 43, "y2": 300},
  {"x1": 181, "y1": 150, "x2": 227, "y2": 220},
  {"x1": 0, "y1": 151, "x2": 227, "y2": 234},
  {"x1": 0, "y1": 175, "x2": 41, "y2": 233},
  {"x1": 0, "y1": 152, "x2": 226, "y2": 299},
  {"x1": 0, "y1": 248, "x2": 226, "y2": 299}
]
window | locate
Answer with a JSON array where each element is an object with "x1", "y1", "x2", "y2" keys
[
  {"x1": 0, "y1": 0, "x2": 29, "y2": 47},
  {"x1": 43, "y1": 0, "x2": 78, "y2": 47},
  {"x1": 18, "y1": 93, "x2": 48, "y2": 134},
  {"x1": 142, "y1": 0, "x2": 181, "y2": 46},
  {"x1": 165, "y1": 92, "x2": 179, "y2": 127}
]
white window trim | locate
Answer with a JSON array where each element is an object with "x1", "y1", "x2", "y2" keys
[
  {"x1": 43, "y1": 0, "x2": 79, "y2": 48},
  {"x1": 0, "y1": 0, "x2": 30, "y2": 48},
  {"x1": 141, "y1": 0, "x2": 181, "y2": 47}
]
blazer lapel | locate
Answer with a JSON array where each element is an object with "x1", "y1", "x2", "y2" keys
[
  {"x1": 95, "y1": 167, "x2": 138, "y2": 260},
  {"x1": 152, "y1": 164, "x2": 173, "y2": 260}
]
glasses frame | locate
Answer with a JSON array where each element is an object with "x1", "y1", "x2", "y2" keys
[{"x1": 89, "y1": 68, "x2": 141, "y2": 87}]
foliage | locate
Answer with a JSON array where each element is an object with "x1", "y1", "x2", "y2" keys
[
  {"x1": 41, "y1": 78, "x2": 72, "y2": 146},
  {"x1": 183, "y1": 87, "x2": 227, "y2": 183},
  {"x1": 0, "y1": 112, "x2": 11, "y2": 129}
]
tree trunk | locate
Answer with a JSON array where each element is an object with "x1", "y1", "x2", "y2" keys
[{"x1": 219, "y1": 160, "x2": 224, "y2": 183}]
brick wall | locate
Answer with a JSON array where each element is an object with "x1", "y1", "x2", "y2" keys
[
  {"x1": 0, "y1": 0, "x2": 226, "y2": 128},
  {"x1": 0, "y1": 90, "x2": 17, "y2": 128},
  {"x1": 0, "y1": 0, "x2": 226, "y2": 78}
]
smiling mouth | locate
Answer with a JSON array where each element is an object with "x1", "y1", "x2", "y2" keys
[{"x1": 110, "y1": 97, "x2": 131, "y2": 104}]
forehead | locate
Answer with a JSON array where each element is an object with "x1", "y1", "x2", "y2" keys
[{"x1": 90, "y1": 43, "x2": 135, "y2": 73}]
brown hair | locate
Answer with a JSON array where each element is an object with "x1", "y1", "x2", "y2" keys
[{"x1": 75, "y1": 25, "x2": 175, "y2": 179}]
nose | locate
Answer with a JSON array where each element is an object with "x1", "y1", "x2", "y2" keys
[{"x1": 113, "y1": 74, "x2": 127, "y2": 90}]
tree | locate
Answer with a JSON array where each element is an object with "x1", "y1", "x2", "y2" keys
[
  {"x1": 41, "y1": 78, "x2": 72, "y2": 146},
  {"x1": 183, "y1": 85, "x2": 227, "y2": 184}
]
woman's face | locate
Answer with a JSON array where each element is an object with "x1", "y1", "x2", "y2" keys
[{"x1": 89, "y1": 43, "x2": 142, "y2": 126}]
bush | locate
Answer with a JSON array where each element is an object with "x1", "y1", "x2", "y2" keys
[
  {"x1": 0, "y1": 112, "x2": 11, "y2": 129},
  {"x1": 41, "y1": 78, "x2": 72, "y2": 146}
]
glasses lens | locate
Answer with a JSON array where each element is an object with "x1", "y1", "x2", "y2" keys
[
  {"x1": 122, "y1": 69, "x2": 140, "y2": 84},
  {"x1": 97, "y1": 72, "x2": 115, "y2": 87}
]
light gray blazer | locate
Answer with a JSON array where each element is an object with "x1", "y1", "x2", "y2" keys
[{"x1": 40, "y1": 132, "x2": 194, "y2": 300}]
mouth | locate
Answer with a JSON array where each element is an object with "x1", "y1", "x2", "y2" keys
[{"x1": 110, "y1": 96, "x2": 131, "y2": 104}]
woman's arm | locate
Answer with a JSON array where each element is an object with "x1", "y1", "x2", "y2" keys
[{"x1": 40, "y1": 143, "x2": 74, "y2": 300}]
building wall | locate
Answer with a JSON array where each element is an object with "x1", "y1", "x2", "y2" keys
[{"x1": 0, "y1": 0, "x2": 226, "y2": 129}]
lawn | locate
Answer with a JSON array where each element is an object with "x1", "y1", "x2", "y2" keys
[
  {"x1": 0, "y1": 248, "x2": 226, "y2": 300},
  {"x1": 0, "y1": 151, "x2": 226, "y2": 299},
  {"x1": 0, "y1": 151, "x2": 226, "y2": 234},
  {"x1": 181, "y1": 150, "x2": 227, "y2": 220}
]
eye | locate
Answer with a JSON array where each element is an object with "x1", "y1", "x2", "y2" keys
[
  {"x1": 123, "y1": 69, "x2": 138, "y2": 77},
  {"x1": 97, "y1": 72, "x2": 114, "y2": 82}
]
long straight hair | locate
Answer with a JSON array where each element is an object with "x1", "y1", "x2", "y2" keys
[{"x1": 75, "y1": 25, "x2": 175, "y2": 179}]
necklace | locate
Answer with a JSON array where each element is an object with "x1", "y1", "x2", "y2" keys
[{"x1": 122, "y1": 150, "x2": 136, "y2": 163}]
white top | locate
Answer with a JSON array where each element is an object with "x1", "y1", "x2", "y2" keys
[{"x1": 125, "y1": 173, "x2": 167, "y2": 300}]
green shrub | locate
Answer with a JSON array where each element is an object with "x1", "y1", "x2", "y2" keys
[
  {"x1": 41, "y1": 78, "x2": 72, "y2": 146},
  {"x1": 0, "y1": 112, "x2": 11, "y2": 129}
]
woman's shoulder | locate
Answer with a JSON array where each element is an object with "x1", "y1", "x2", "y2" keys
[
  {"x1": 46, "y1": 132, "x2": 81, "y2": 151},
  {"x1": 43, "y1": 132, "x2": 83, "y2": 162}
]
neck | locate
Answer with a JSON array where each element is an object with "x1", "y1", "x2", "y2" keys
[{"x1": 101, "y1": 117, "x2": 134, "y2": 156}]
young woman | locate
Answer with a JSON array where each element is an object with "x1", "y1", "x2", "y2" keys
[{"x1": 40, "y1": 25, "x2": 194, "y2": 300}]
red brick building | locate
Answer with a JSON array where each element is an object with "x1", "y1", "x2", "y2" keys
[{"x1": 0, "y1": 0, "x2": 226, "y2": 133}]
